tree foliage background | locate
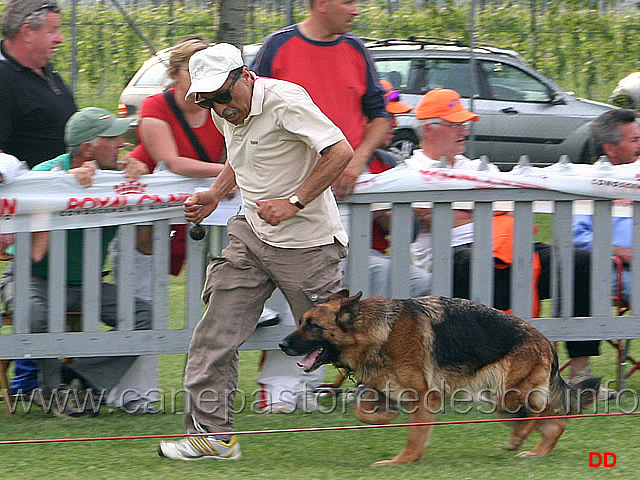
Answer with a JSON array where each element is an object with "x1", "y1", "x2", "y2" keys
[{"x1": 1, "y1": 1, "x2": 639, "y2": 106}]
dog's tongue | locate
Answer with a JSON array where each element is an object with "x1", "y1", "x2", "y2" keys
[{"x1": 297, "y1": 348, "x2": 322, "y2": 370}]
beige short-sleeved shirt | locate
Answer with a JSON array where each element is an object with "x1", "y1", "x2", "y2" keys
[{"x1": 212, "y1": 76, "x2": 348, "y2": 248}]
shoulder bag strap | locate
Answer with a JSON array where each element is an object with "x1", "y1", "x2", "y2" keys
[{"x1": 163, "y1": 90, "x2": 212, "y2": 163}]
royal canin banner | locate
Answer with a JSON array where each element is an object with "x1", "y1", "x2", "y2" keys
[
  {"x1": 1, "y1": 159, "x2": 639, "y2": 233},
  {"x1": 0, "y1": 170, "x2": 239, "y2": 233}
]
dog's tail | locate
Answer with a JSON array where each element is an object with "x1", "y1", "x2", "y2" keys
[{"x1": 548, "y1": 350, "x2": 600, "y2": 415}]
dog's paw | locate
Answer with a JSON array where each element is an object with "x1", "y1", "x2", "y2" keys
[
  {"x1": 504, "y1": 441, "x2": 521, "y2": 451},
  {"x1": 371, "y1": 459, "x2": 399, "y2": 467},
  {"x1": 371, "y1": 453, "x2": 421, "y2": 466},
  {"x1": 515, "y1": 451, "x2": 543, "y2": 458}
]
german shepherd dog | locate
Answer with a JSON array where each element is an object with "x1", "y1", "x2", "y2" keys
[{"x1": 279, "y1": 290, "x2": 600, "y2": 466}]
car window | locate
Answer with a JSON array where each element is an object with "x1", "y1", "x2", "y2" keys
[
  {"x1": 134, "y1": 61, "x2": 171, "y2": 88},
  {"x1": 480, "y1": 61, "x2": 551, "y2": 103},
  {"x1": 374, "y1": 59, "x2": 412, "y2": 90},
  {"x1": 423, "y1": 59, "x2": 472, "y2": 98},
  {"x1": 374, "y1": 58, "x2": 476, "y2": 97}
]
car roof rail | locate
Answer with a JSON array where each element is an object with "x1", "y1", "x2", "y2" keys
[
  {"x1": 365, "y1": 36, "x2": 463, "y2": 48},
  {"x1": 365, "y1": 36, "x2": 522, "y2": 60}
]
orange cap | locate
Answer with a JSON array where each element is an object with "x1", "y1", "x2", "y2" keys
[
  {"x1": 415, "y1": 88, "x2": 478, "y2": 122},
  {"x1": 380, "y1": 79, "x2": 412, "y2": 115}
]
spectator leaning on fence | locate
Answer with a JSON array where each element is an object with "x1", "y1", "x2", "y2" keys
[
  {"x1": 406, "y1": 88, "x2": 500, "y2": 277},
  {"x1": 125, "y1": 34, "x2": 227, "y2": 278},
  {"x1": 0, "y1": 108, "x2": 152, "y2": 417},
  {"x1": 571, "y1": 109, "x2": 640, "y2": 381},
  {"x1": 406, "y1": 90, "x2": 615, "y2": 400},
  {"x1": 157, "y1": 43, "x2": 353, "y2": 461},
  {"x1": 0, "y1": 0, "x2": 77, "y2": 168}
]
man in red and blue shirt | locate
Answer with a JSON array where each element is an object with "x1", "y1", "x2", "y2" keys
[{"x1": 253, "y1": 0, "x2": 389, "y2": 199}]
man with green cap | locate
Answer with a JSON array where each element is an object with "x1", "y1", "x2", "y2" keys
[
  {"x1": 6, "y1": 107, "x2": 152, "y2": 417},
  {"x1": 33, "y1": 106, "x2": 132, "y2": 183}
]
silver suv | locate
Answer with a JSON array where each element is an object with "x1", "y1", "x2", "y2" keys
[{"x1": 368, "y1": 37, "x2": 615, "y2": 170}]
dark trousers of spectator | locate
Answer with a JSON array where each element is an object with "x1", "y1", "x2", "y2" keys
[{"x1": 452, "y1": 242, "x2": 598, "y2": 359}]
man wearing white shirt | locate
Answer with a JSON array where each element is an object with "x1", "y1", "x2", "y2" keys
[{"x1": 406, "y1": 89, "x2": 499, "y2": 274}]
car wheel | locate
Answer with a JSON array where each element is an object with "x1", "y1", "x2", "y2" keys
[{"x1": 390, "y1": 129, "x2": 418, "y2": 158}]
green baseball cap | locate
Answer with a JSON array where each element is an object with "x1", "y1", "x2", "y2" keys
[{"x1": 64, "y1": 107, "x2": 131, "y2": 146}]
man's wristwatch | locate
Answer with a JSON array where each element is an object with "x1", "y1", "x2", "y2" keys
[{"x1": 289, "y1": 195, "x2": 305, "y2": 210}]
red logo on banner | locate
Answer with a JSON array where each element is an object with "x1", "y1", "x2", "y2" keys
[
  {"x1": 0, "y1": 197, "x2": 17, "y2": 215},
  {"x1": 113, "y1": 181, "x2": 147, "y2": 195}
]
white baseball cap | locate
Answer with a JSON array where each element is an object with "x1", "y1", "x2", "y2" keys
[{"x1": 185, "y1": 43, "x2": 244, "y2": 100}]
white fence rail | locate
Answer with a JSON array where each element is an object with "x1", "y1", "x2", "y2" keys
[{"x1": 1, "y1": 170, "x2": 640, "y2": 361}]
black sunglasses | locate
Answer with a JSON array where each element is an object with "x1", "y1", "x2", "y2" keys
[
  {"x1": 22, "y1": 0, "x2": 60, "y2": 24},
  {"x1": 195, "y1": 69, "x2": 243, "y2": 109}
]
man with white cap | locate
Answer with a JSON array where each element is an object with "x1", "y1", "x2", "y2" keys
[
  {"x1": 1, "y1": 107, "x2": 152, "y2": 417},
  {"x1": 157, "y1": 43, "x2": 353, "y2": 461}
]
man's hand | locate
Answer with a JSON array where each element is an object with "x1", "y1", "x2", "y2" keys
[
  {"x1": 332, "y1": 161, "x2": 362, "y2": 200},
  {"x1": 613, "y1": 246, "x2": 632, "y2": 265},
  {"x1": 332, "y1": 148, "x2": 368, "y2": 200},
  {"x1": 184, "y1": 189, "x2": 218, "y2": 224},
  {"x1": 69, "y1": 161, "x2": 97, "y2": 188},
  {"x1": 256, "y1": 198, "x2": 300, "y2": 226},
  {"x1": 332, "y1": 116, "x2": 389, "y2": 200},
  {"x1": 120, "y1": 153, "x2": 150, "y2": 181}
]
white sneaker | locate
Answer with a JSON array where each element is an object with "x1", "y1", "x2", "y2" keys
[
  {"x1": 261, "y1": 401, "x2": 296, "y2": 414},
  {"x1": 158, "y1": 435, "x2": 241, "y2": 461}
]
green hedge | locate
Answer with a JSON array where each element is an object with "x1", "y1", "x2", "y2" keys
[{"x1": 2, "y1": 2, "x2": 639, "y2": 107}]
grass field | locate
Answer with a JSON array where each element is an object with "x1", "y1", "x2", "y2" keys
[
  {"x1": 1, "y1": 131, "x2": 639, "y2": 478},
  {"x1": 2, "y1": 260, "x2": 640, "y2": 479},
  {"x1": 1, "y1": 344, "x2": 640, "y2": 479}
]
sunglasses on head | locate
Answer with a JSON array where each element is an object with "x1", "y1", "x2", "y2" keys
[
  {"x1": 23, "y1": 0, "x2": 60, "y2": 24},
  {"x1": 195, "y1": 69, "x2": 243, "y2": 109},
  {"x1": 386, "y1": 90, "x2": 400, "y2": 102}
]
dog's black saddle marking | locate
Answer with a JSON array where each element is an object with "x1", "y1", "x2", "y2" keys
[{"x1": 430, "y1": 297, "x2": 530, "y2": 374}]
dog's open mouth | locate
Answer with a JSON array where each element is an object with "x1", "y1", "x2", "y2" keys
[{"x1": 297, "y1": 346, "x2": 330, "y2": 372}]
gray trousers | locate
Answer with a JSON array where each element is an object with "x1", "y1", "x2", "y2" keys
[
  {"x1": 183, "y1": 216, "x2": 347, "y2": 435},
  {"x1": 367, "y1": 249, "x2": 431, "y2": 297},
  {"x1": 28, "y1": 274, "x2": 152, "y2": 392}
]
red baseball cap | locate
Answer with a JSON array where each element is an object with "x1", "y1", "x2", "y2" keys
[
  {"x1": 380, "y1": 79, "x2": 412, "y2": 115},
  {"x1": 415, "y1": 88, "x2": 478, "y2": 122}
]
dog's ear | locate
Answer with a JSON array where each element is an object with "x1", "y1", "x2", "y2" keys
[
  {"x1": 325, "y1": 289, "x2": 350, "y2": 303},
  {"x1": 336, "y1": 291, "x2": 363, "y2": 330}
]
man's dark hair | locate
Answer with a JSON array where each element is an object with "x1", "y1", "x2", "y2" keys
[{"x1": 590, "y1": 109, "x2": 638, "y2": 162}]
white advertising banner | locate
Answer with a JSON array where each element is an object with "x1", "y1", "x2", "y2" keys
[
  {"x1": 354, "y1": 160, "x2": 640, "y2": 199},
  {"x1": 1, "y1": 159, "x2": 639, "y2": 233},
  {"x1": 0, "y1": 170, "x2": 243, "y2": 233}
]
